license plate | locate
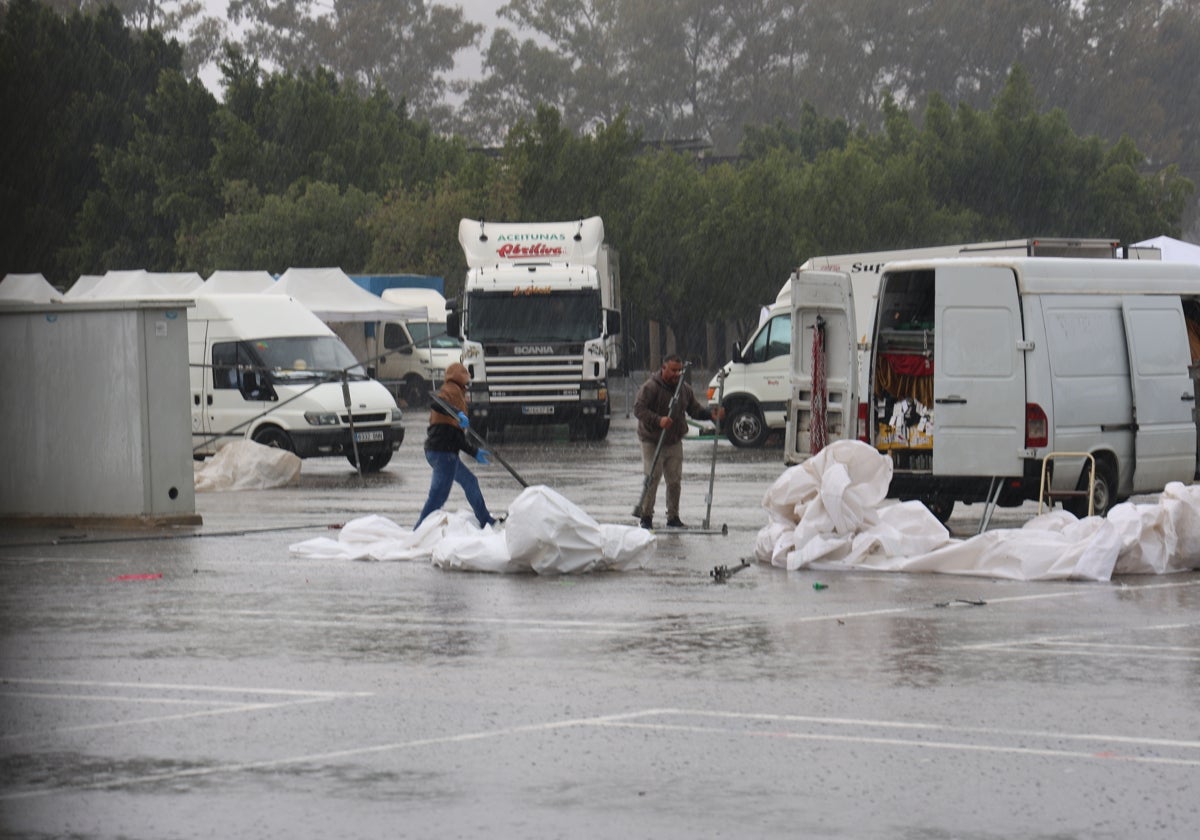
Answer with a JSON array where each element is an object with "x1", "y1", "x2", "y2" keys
[
  {"x1": 354, "y1": 430, "x2": 385, "y2": 442},
  {"x1": 522, "y1": 405, "x2": 555, "y2": 416}
]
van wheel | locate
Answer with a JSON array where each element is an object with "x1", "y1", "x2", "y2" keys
[
  {"x1": 725, "y1": 404, "x2": 768, "y2": 448},
  {"x1": 1066, "y1": 460, "x2": 1116, "y2": 518},
  {"x1": 252, "y1": 426, "x2": 294, "y2": 452},
  {"x1": 922, "y1": 495, "x2": 954, "y2": 524},
  {"x1": 347, "y1": 447, "x2": 393, "y2": 473}
]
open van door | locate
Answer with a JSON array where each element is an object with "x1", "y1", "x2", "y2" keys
[
  {"x1": 785, "y1": 271, "x2": 859, "y2": 464},
  {"x1": 932, "y1": 265, "x2": 1025, "y2": 477},
  {"x1": 1121, "y1": 296, "x2": 1196, "y2": 492}
]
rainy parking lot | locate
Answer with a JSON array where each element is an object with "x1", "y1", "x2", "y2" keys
[{"x1": 2, "y1": 375, "x2": 1199, "y2": 839}]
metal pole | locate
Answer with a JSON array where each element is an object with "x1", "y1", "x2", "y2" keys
[{"x1": 702, "y1": 369, "x2": 726, "y2": 530}]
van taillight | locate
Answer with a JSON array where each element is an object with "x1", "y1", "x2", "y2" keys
[
  {"x1": 857, "y1": 401, "x2": 869, "y2": 443},
  {"x1": 1026, "y1": 403, "x2": 1048, "y2": 448}
]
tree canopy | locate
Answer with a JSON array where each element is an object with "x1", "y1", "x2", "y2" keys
[{"x1": 1, "y1": 0, "x2": 1196, "y2": 365}]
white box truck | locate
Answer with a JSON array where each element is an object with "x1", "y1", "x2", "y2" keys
[
  {"x1": 191, "y1": 294, "x2": 405, "y2": 472},
  {"x1": 378, "y1": 288, "x2": 460, "y2": 405},
  {"x1": 332, "y1": 288, "x2": 461, "y2": 406},
  {"x1": 788, "y1": 257, "x2": 1200, "y2": 522},
  {"x1": 448, "y1": 216, "x2": 622, "y2": 440},
  {"x1": 709, "y1": 238, "x2": 1126, "y2": 448}
]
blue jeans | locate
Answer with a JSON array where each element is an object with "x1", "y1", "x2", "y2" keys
[{"x1": 416, "y1": 450, "x2": 494, "y2": 528}]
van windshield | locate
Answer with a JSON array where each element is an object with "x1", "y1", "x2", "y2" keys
[
  {"x1": 251, "y1": 336, "x2": 367, "y2": 381},
  {"x1": 408, "y1": 321, "x2": 460, "y2": 349}
]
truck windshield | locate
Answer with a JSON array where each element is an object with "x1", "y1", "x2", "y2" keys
[
  {"x1": 407, "y1": 321, "x2": 460, "y2": 349},
  {"x1": 467, "y1": 290, "x2": 601, "y2": 342},
  {"x1": 251, "y1": 336, "x2": 367, "y2": 382}
]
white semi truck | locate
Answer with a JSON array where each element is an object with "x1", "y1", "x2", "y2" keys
[
  {"x1": 708, "y1": 238, "x2": 1133, "y2": 449},
  {"x1": 448, "y1": 217, "x2": 622, "y2": 440}
]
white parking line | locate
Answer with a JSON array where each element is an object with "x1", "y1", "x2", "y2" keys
[
  {"x1": 0, "y1": 679, "x2": 374, "y2": 741},
  {"x1": 5, "y1": 705, "x2": 1197, "y2": 802}
]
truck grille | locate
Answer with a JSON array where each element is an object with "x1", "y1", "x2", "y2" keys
[
  {"x1": 484, "y1": 352, "x2": 584, "y2": 402},
  {"x1": 339, "y1": 412, "x2": 389, "y2": 424}
]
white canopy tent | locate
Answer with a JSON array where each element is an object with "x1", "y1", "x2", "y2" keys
[
  {"x1": 1133, "y1": 235, "x2": 1200, "y2": 266},
  {"x1": 64, "y1": 275, "x2": 103, "y2": 299},
  {"x1": 268, "y1": 267, "x2": 423, "y2": 321},
  {"x1": 0, "y1": 273, "x2": 62, "y2": 303},
  {"x1": 69, "y1": 270, "x2": 204, "y2": 299},
  {"x1": 202, "y1": 270, "x2": 276, "y2": 294}
]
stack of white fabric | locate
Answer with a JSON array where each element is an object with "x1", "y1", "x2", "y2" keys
[
  {"x1": 755, "y1": 440, "x2": 1200, "y2": 581},
  {"x1": 290, "y1": 485, "x2": 655, "y2": 574}
]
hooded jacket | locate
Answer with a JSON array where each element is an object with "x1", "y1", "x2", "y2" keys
[{"x1": 424, "y1": 362, "x2": 480, "y2": 456}]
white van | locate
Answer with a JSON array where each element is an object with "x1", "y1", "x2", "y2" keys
[
  {"x1": 788, "y1": 257, "x2": 1200, "y2": 521},
  {"x1": 710, "y1": 238, "x2": 1129, "y2": 447},
  {"x1": 191, "y1": 294, "x2": 405, "y2": 471}
]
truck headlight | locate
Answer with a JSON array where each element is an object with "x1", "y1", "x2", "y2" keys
[
  {"x1": 391, "y1": 408, "x2": 403, "y2": 423},
  {"x1": 305, "y1": 411, "x2": 339, "y2": 426}
]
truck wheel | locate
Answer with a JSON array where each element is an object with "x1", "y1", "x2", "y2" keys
[
  {"x1": 1066, "y1": 460, "x2": 1116, "y2": 518},
  {"x1": 347, "y1": 447, "x2": 393, "y2": 473},
  {"x1": 725, "y1": 404, "x2": 768, "y2": 448},
  {"x1": 252, "y1": 426, "x2": 294, "y2": 452},
  {"x1": 402, "y1": 376, "x2": 429, "y2": 407},
  {"x1": 922, "y1": 495, "x2": 954, "y2": 524},
  {"x1": 581, "y1": 416, "x2": 609, "y2": 441}
]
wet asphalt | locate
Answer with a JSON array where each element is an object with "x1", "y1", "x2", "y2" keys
[{"x1": 1, "y1": 375, "x2": 1198, "y2": 839}]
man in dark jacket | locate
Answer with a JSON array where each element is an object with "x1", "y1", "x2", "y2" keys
[
  {"x1": 415, "y1": 362, "x2": 498, "y2": 529},
  {"x1": 633, "y1": 354, "x2": 722, "y2": 529}
]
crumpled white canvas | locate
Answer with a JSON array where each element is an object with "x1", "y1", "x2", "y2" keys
[
  {"x1": 289, "y1": 485, "x2": 655, "y2": 574},
  {"x1": 755, "y1": 440, "x2": 1200, "y2": 581},
  {"x1": 194, "y1": 440, "x2": 301, "y2": 492}
]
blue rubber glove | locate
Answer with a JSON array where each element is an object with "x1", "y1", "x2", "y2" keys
[
  {"x1": 456, "y1": 411, "x2": 469, "y2": 429},
  {"x1": 475, "y1": 449, "x2": 491, "y2": 465}
]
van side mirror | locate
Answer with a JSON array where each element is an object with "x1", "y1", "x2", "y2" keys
[
  {"x1": 606, "y1": 308, "x2": 621, "y2": 336},
  {"x1": 447, "y1": 311, "x2": 461, "y2": 338},
  {"x1": 732, "y1": 340, "x2": 743, "y2": 361}
]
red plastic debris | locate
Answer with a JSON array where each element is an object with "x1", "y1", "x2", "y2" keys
[{"x1": 109, "y1": 573, "x2": 163, "y2": 582}]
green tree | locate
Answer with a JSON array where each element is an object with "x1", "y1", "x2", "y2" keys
[
  {"x1": 68, "y1": 67, "x2": 220, "y2": 276},
  {"x1": 227, "y1": 0, "x2": 482, "y2": 130},
  {"x1": 211, "y1": 52, "x2": 467, "y2": 198},
  {"x1": 181, "y1": 180, "x2": 378, "y2": 274},
  {"x1": 0, "y1": 0, "x2": 182, "y2": 285}
]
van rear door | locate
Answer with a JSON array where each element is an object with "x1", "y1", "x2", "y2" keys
[
  {"x1": 1121, "y1": 296, "x2": 1196, "y2": 491},
  {"x1": 785, "y1": 271, "x2": 858, "y2": 463},
  {"x1": 933, "y1": 265, "x2": 1025, "y2": 476}
]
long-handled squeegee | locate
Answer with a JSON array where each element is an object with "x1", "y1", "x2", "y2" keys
[{"x1": 430, "y1": 392, "x2": 530, "y2": 488}]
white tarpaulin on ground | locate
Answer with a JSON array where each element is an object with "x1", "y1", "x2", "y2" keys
[
  {"x1": 194, "y1": 440, "x2": 301, "y2": 492},
  {"x1": 289, "y1": 485, "x2": 656, "y2": 573},
  {"x1": 756, "y1": 440, "x2": 1200, "y2": 581}
]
